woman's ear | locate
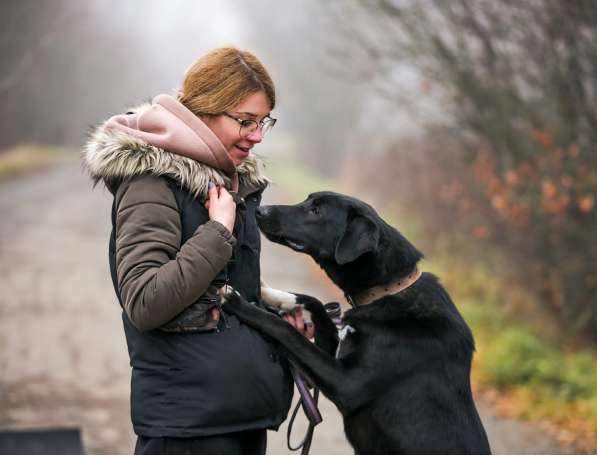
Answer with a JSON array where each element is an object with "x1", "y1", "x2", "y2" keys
[{"x1": 334, "y1": 214, "x2": 380, "y2": 265}]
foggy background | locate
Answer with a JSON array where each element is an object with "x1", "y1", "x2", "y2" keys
[
  {"x1": 0, "y1": 0, "x2": 424, "y2": 173},
  {"x1": 1, "y1": 1, "x2": 595, "y2": 454}
]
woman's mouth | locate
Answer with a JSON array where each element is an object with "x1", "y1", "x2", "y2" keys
[{"x1": 235, "y1": 145, "x2": 251, "y2": 155}]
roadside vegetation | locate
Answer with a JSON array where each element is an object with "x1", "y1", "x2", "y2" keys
[
  {"x1": 334, "y1": 0, "x2": 597, "y2": 344},
  {"x1": 435, "y1": 258, "x2": 597, "y2": 449},
  {"x1": 0, "y1": 145, "x2": 74, "y2": 181}
]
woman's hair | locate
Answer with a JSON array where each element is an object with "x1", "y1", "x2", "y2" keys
[{"x1": 179, "y1": 47, "x2": 275, "y2": 116}]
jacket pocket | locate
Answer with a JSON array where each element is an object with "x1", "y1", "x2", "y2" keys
[{"x1": 160, "y1": 294, "x2": 219, "y2": 333}]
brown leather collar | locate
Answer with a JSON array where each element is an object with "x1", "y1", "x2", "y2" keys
[{"x1": 350, "y1": 268, "x2": 422, "y2": 307}]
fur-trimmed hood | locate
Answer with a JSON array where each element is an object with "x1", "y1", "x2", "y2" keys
[{"x1": 82, "y1": 97, "x2": 269, "y2": 198}]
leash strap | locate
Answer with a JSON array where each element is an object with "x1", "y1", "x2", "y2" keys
[
  {"x1": 285, "y1": 302, "x2": 344, "y2": 455},
  {"x1": 287, "y1": 362, "x2": 321, "y2": 455},
  {"x1": 292, "y1": 368, "x2": 322, "y2": 425}
]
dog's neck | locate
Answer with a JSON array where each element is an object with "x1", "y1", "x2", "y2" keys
[
  {"x1": 346, "y1": 267, "x2": 422, "y2": 307},
  {"x1": 316, "y1": 226, "x2": 424, "y2": 304}
]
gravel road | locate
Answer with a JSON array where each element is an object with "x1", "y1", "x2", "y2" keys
[{"x1": 0, "y1": 163, "x2": 587, "y2": 454}]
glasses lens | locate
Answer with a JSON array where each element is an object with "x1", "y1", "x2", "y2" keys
[
  {"x1": 237, "y1": 118, "x2": 276, "y2": 138},
  {"x1": 261, "y1": 118, "x2": 275, "y2": 136},
  {"x1": 240, "y1": 120, "x2": 258, "y2": 138}
]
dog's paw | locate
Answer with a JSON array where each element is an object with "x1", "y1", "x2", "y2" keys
[
  {"x1": 219, "y1": 285, "x2": 242, "y2": 306},
  {"x1": 260, "y1": 280, "x2": 313, "y2": 322},
  {"x1": 260, "y1": 280, "x2": 300, "y2": 311},
  {"x1": 294, "y1": 294, "x2": 327, "y2": 313}
]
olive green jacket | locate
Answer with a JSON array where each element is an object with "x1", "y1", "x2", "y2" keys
[{"x1": 82, "y1": 105, "x2": 269, "y2": 330}]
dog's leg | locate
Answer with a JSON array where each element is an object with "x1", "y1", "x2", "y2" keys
[
  {"x1": 260, "y1": 281, "x2": 339, "y2": 356},
  {"x1": 224, "y1": 292, "x2": 349, "y2": 410},
  {"x1": 293, "y1": 294, "x2": 339, "y2": 356}
]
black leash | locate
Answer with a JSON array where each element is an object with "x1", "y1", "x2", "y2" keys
[
  {"x1": 285, "y1": 302, "x2": 344, "y2": 455},
  {"x1": 287, "y1": 363, "x2": 320, "y2": 455}
]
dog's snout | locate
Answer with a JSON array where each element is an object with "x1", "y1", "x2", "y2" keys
[
  {"x1": 255, "y1": 205, "x2": 282, "y2": 235},
  {"x1": 256, "y1": 206, "x2": 271, "y2": 220}
]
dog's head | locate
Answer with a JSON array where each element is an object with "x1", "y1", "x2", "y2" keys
[
  {"x1": 257, "y1": 192, "x2": 423, "y2": 293},
  {"x1": 257, "y1": 192, "x2": 389, "y2": 265}
]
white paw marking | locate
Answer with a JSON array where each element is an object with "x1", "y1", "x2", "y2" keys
[
  {"x1": 219, "y1": 285, "x2": 240, "y2": 305},
  {"x1": 260, "y1": 280, "x2": 312, "y2": 322}
]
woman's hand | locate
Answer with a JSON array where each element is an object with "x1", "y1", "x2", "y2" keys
[
  {"x1": 205, "y1": 184, "x2": 236, "y2": 233},
  {"x1": 283, "y1": 308, "x2": 315, "y2": 339}
]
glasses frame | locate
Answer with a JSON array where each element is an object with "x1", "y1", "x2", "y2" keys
[{"x1": 222, "y1": 112, "x2": 277, "y2": 138}]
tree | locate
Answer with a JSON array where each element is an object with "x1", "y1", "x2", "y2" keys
[{"x1": 339, "y1": 0, "x2": 597, "y2": 343}]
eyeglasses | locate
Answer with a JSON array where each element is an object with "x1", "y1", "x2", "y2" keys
[{"x1": 222, "y1": 112, "x2": 277, "y2": 138}]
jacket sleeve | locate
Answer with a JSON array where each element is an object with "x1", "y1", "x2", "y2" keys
[{"x1": 114, "y1": 175, "x2": 235, "y2": 331}]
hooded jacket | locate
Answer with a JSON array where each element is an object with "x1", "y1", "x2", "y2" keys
[{"x1": 82, "y1": 95, "x2": 293, "y2": 437}]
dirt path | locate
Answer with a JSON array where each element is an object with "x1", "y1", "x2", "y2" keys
[{"x1": 0, "y1": 163, "x2": 585, "y2": 454}]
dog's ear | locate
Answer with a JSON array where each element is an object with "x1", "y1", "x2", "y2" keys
[{"x1": 334, "y1": 214, "x2": 380, "y2": 265}]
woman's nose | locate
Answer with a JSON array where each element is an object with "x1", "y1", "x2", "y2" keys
[{"x1": 246, "y1": 127, "x2": 263, "y2": 143}]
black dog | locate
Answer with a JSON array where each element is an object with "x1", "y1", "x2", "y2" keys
[{"x1": 223, "y1": 191, "x2": 491, "y2": 455}]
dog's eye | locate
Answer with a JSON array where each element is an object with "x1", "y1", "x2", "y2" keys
[{"x1": 310, "y1": 206, "x2": 320, "y2": 216}]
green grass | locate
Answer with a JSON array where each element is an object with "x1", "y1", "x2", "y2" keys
[
  {"x1": 435, "y1": 259, "x2": 596, "y2": 398},
  {"x1": 434, "y1": 258, "x2": 597, "y2": 446},
  {"x1": 0, "y1": 144, "x2": 75, "y2": 181}
]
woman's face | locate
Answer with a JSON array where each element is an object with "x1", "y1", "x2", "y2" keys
[{"x1": 203, "y1": 91, "x2": 272, "y2": 167}]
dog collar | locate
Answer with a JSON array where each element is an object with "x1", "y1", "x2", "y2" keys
[{"x1": 351, "y1": 268, "x2": 422, "y2": 306}]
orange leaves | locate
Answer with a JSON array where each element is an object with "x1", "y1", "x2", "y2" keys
[
  {"x1": 543, "y1": 194, "x2": 570, "y2": 215},
  {"x1": 577, "y1": 195, "x2": 594, "y2": 213},
  {"x1": 487, "y1": 176, "x2": 504, "y2": 196},
  {"x1": 506, "y1": 170, "x2": 521, "y2": 187},
  {"x1": 533, "y1": 129, "x2": 553, "y2": 149},
  {"x1": 438, "y1": 180, "x2": 465, "y2": 202},
  {"x1": 542, "y1": 179, "x2": 557, "y2": 199},
  {"x1": 509, "y1": 202, "x2": 530, "y2": 222},
  {"x1": 473, "y1": 151, "x2": 531, "y2": 223},
  {"x1": 473, "y1": 149, "x2": 494, "y2": 182},
  {"x1": 438, "y1": 180, "x2": 474, "y2": 215},
  {"x1": 539, "y1": 179, "x2": 594, "y2": 215},
  {"x1": 491, "y1": 194, "x2": 508, "y2": 212},
  {"x1": 471, "y1": 135, "x2": 594, "y2": 222},
  {"x1": 490, "y1": 193, "x2": 530, "y2": 223},
  {"x1": 437, "y1": 134, "x2": 592, "y2": 246},
  {"x1": 541, "y1": 178, "x2": 570, "y2": 215},
  {"x1": 568, "y1": 144, "x2": 581, "y2": 159}
]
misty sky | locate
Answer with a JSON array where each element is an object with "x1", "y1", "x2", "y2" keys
[{"x1": 1, "y1": 0, "x2": 425, "y2": 173}]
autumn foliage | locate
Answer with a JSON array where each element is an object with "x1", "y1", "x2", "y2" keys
[{"x1": 345, "y1": 0, "x2": 597, "y2": 344}]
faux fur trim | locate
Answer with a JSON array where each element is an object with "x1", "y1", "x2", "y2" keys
[{"x1": 82, "y1": 104, "x2": 269, "y2": 197}]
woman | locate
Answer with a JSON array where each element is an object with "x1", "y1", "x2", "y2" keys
[{"x1": 83, "y1": 47, "x2": 310, "y2": 455}]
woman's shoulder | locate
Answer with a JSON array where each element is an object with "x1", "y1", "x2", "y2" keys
[{"x1": 116, "y1": 175, "x2": 178, "y2": 211}]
